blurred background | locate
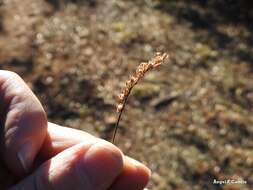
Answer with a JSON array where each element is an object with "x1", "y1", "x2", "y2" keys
[{"x1": 1, "y1": 0, "x2": 253, "y2": 189}]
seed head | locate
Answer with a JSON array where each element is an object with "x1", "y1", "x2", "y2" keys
[
  {"x1": 113, "y1": 52, "x2": 169, "y2": 143},
  {"x1": 116, "y1": 52, "x2": 169, "y2": 113}
]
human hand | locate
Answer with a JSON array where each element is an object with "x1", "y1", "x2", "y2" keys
[{"x1": 0, "y1": 70, "x2": 150, "y2": 190}]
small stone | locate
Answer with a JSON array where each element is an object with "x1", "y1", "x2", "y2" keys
[
  {"x1": 45, "y1": 76, "x2": 53, "y2": 85},
  {"x1": 84, "y1": 47, "x2": 93, "y2": 56}
]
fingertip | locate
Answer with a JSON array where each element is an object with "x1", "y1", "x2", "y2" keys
[
  {"x1": 127, "y1": 157, "x2": 151, "y2": 180},
  {"x1": 79, "y1": 142, "x2": 124, "y2": 188},
  {"x1": 85, "y1": 142, "x2": 124, "y2": 165},
  {"x1": 110, "y1": 156, "x2": 151, "y2": 190}
]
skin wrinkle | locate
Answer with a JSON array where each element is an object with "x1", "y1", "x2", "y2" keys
[
  {"x1": 4, "y1": 108, "x2": 41, "y2": 147},
  {"x1": 2, "y1": 74, "x2": 32, "y2": 136},
  {"x1": 3, "y1": 84, "x2": 29, "y2": 149},
  {"x1": 4, "y1": 105, "x2": 22, "y2": 134},
  {"x1": 0, "y1": 74, "x2": 26, "y2": 139},
  {"x1": 3, "y1": 83, "x2": 47, "y2": 143},
  {"x1": 4, "y1": 125, "x2": 19, "y2": 146},
  {"x1": 3, "y1": 108, "x2": 25, "y2": 173},
  {"x1": 72, "y1": 143, "x2": 96, "y2": 189},
  {"x1": 74, "y1": 148, "x2": 93, "y2": 190},
  {"x1": 0, "y1": 73, "x2": 17, "y2": 133}
]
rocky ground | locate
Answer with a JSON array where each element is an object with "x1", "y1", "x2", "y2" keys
[{"x1": 1, "y1": 0, "x2": 253, "y2": 189}]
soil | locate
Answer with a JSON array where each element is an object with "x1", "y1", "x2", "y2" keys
[{"x1": 1, "y1": 0, "x2": 253, "y2": 189}]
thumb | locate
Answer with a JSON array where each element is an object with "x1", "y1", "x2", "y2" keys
[
  {"x1": 10, "y1": 142, "x2": 123, "y2": 190},
  {"x1": 0, "y1": 71, "x2": 47, "y2": 177}
]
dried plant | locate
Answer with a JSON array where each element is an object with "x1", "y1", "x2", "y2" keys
[{"x1": 112, "y1": 52, "x2": 169, "y2": 143}]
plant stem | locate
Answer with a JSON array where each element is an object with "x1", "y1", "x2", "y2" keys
[{"x1": 112, "y1": 87, "x2": 132, "y2": 143}]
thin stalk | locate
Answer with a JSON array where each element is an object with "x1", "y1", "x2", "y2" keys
[{"x1": 112, "y1": 87, "x2": 132, "y2": 143}]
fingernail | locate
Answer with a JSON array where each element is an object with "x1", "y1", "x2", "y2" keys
[
  {"x1": 79, "y1": 143, "x2": 123, "y2": 189},
  {"x1": 17, "y1": 142, "x2": 33, "y2": 173}
]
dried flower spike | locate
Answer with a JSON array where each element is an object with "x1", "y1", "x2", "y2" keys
[{"x1": 112, "y1": 52, "x2": 169, "y2": 143}]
